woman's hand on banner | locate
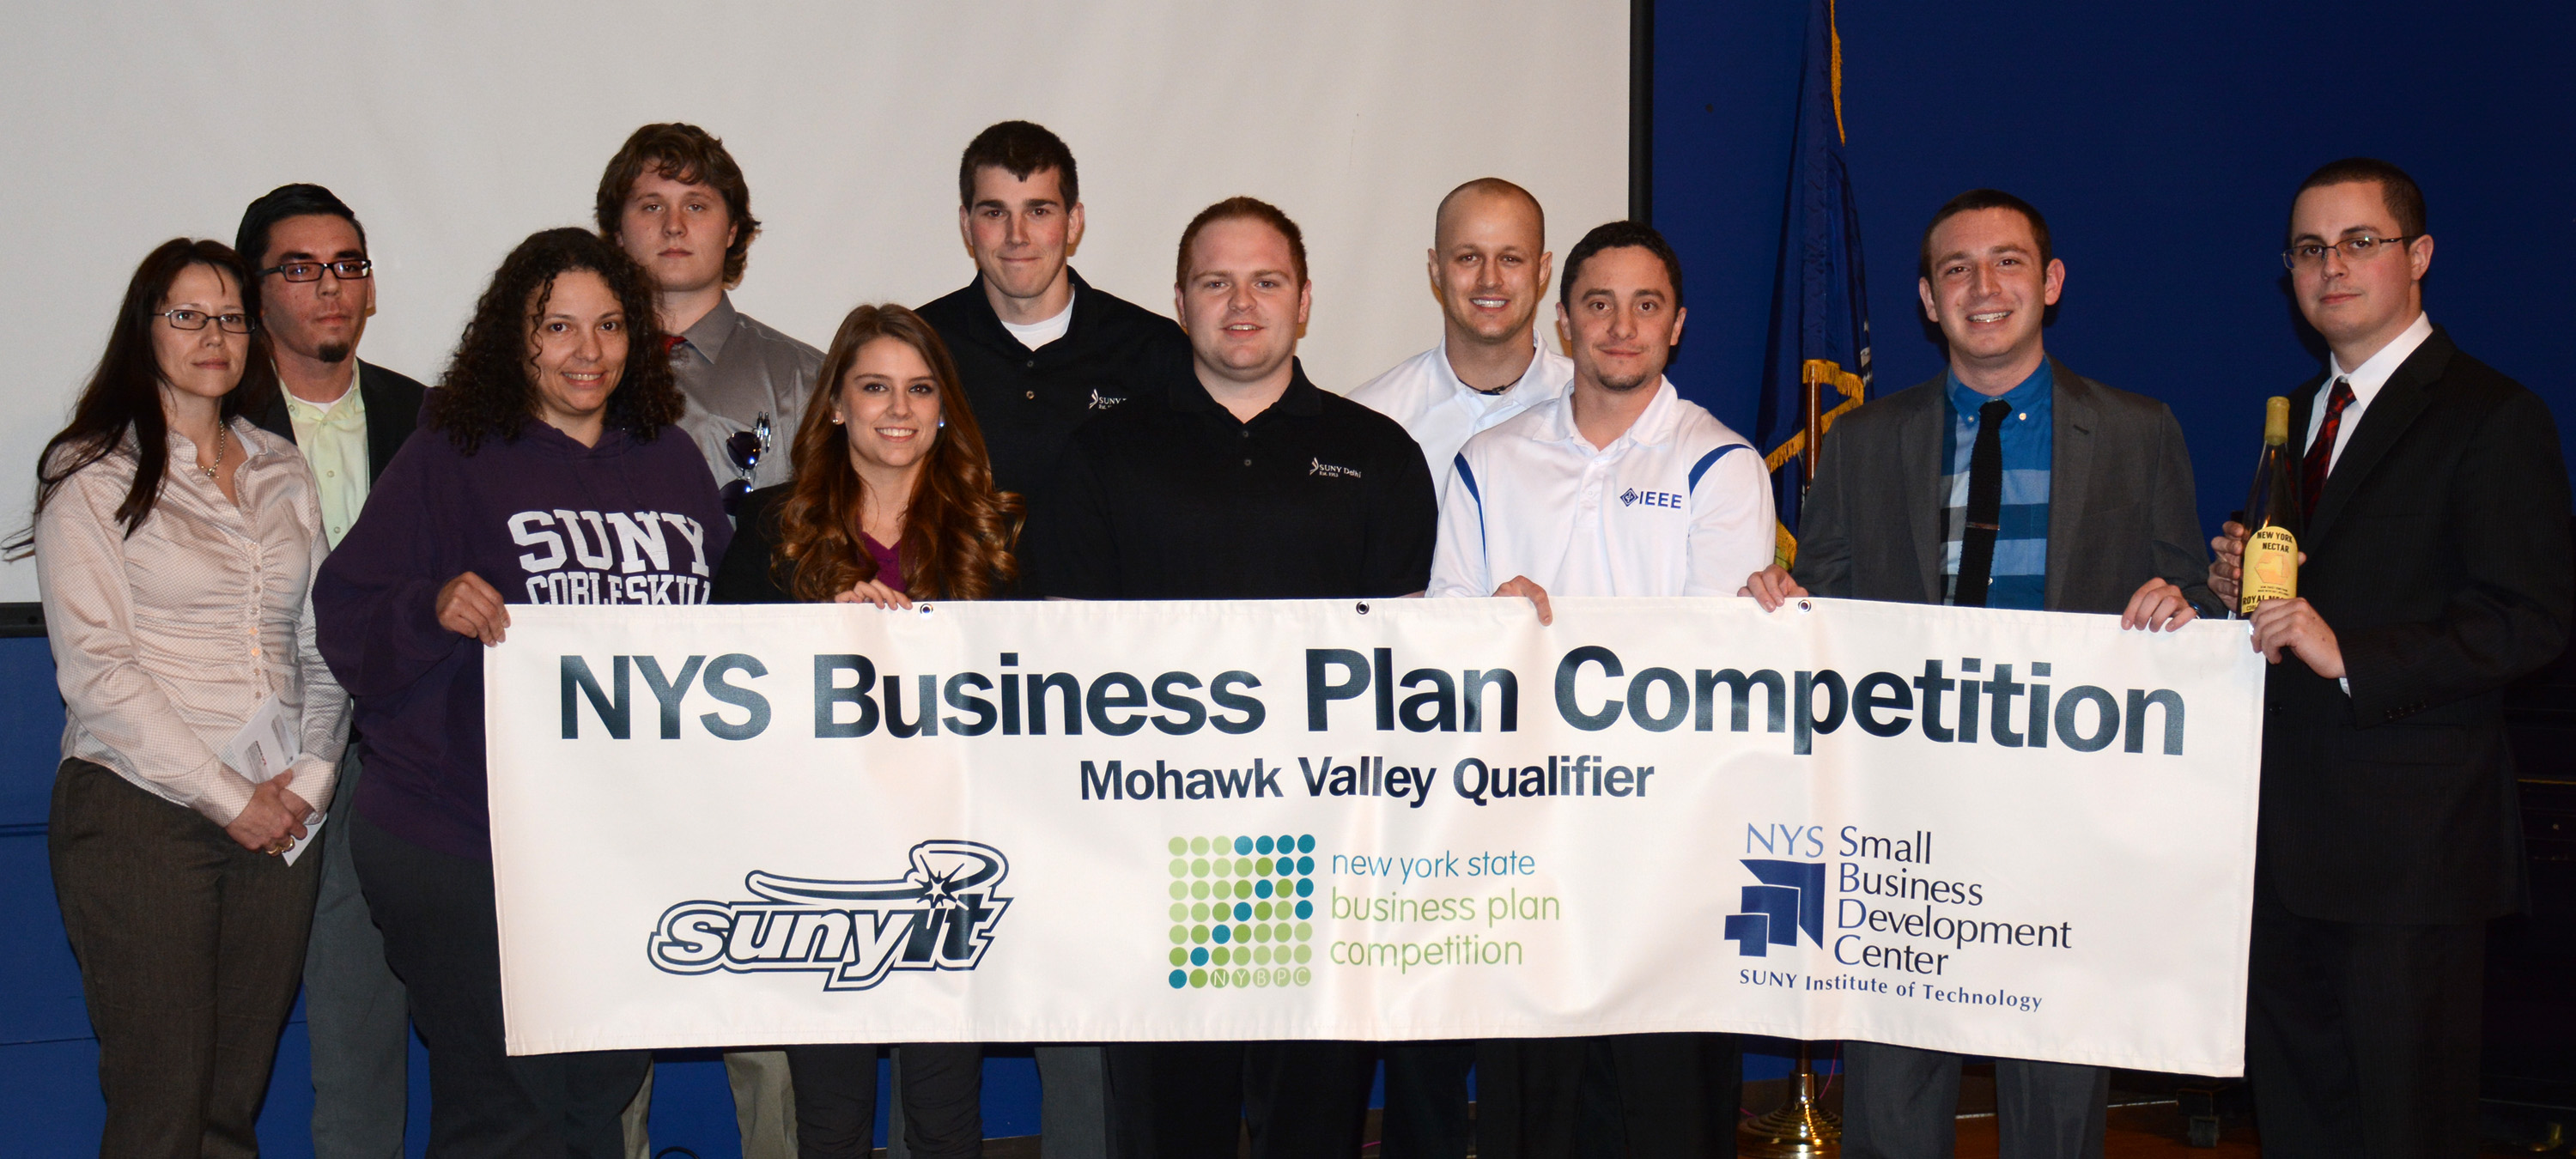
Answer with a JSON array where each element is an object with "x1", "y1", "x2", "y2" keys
[
  {"x1": 1493, "y1": 576, "x2": 1552, "y2": 625},
  {"x1": 437, "y1": 572, "x2": 511, "y2": 646},
  {"x1": 1741, "y1": 565, "x2": 1808, "y2": 610},
  {"x1": 835, "y1": 579, "x2": 914, "y2": 610},
  {"x1": 2120, "y1": 579, "x2": 2199, "y2": 632}
]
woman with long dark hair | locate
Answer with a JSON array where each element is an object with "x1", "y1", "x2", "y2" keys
[
  {"x1": 313, "y1": 227, "x2": 726, "y2": 1156},
  {"x1": 25, "y1": 238, "x2": 349, "y2": 1154},
  {"x1": 711, "y1": 303, "x2": 1020, "y2": 1157}
]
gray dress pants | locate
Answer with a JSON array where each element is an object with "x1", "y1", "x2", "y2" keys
[
  {"x1": 1842, "y1": 1041, "x2": 2106, "y2": 1159},
  {"x1": 305, "y1": 750, "x2": 411, "y2": 1158}
]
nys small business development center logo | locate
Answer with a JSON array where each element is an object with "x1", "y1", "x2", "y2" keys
[
  {"x1": 1725, "y1": 859, "x2": 1824, "y2": 956},
  {"x1": 648, "y1": 840, "x2": 1012, "y2": 990}
]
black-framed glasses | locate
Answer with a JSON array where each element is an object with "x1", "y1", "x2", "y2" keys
[
  {"x1": 156, "y1": 307, "x2": 252, "y2": 333},
  {"x1": 720, "y1": 411, "x2": 772, "y2": 516},
  {"x1": 2281, "y1": 234, "x2": 2414, "y2": 270},
  {"x1": 258, "y1": 258, "x2": 374, "y2": 282}
]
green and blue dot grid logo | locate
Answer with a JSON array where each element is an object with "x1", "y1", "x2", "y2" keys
[{"x1": 1166, "y1": 834, "x2": 1317, "y2": 990}]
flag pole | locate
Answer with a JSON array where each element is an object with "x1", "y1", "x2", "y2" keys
[{"x1": 1738, "y1": 1041, "x2": 1843, "y2": 1156}]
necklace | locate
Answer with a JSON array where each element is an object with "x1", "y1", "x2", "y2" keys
[{"x1": 198, "y1": 424, "x2": 227, "y2": 481}]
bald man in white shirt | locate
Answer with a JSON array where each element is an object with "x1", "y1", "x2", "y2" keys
[{"x1": 1351, "y1": 179, "x2": 1574, "y2": 503}]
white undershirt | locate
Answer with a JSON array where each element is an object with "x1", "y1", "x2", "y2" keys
[
  {"x1": 1000, "y1": 290, "x2": 1077, "y2": 350},
  {"x1": 2306, "y1": 311, "x2": 2432, "y2": 471}
]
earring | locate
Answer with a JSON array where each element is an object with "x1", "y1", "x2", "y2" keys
[
  {"x1": 831, "y1": 414, "x2": 845, "y2": 425},
  {"x1": 937, "y1": 417, "x2": 946, "y2": 429}
]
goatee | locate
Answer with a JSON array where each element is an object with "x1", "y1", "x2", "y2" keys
[{"x1": 317, "y1": 342, "x2": 353, "y2": 365}]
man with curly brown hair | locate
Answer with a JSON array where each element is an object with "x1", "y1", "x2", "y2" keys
[{"x1": 599, "y1": 122, "x2": 823, "y2": 521}]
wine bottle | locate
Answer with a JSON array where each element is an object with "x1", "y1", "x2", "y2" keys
[{"x1": 2239, "y1": 396, "x2": 2300, "y2": 615}]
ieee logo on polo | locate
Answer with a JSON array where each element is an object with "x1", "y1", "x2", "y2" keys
[
  {"x1": 1166, "y1": 833, "x2": 1319, "y2": 990},
  {"x1": 1619, "y1": 487, "x2": 1683, "y2": 508}
]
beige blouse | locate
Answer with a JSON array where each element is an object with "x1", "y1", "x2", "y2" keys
[{"x1": 35, "y1": 418, "x2": 349, "y2": 827}]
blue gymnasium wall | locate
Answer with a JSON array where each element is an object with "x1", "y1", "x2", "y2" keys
[
  {"x1": 9, "y1": 2, "x2": 2571, "y2": 1150},
  {"x1": 1654, "y1": 0, "x2": 2576, "y2": 530}
]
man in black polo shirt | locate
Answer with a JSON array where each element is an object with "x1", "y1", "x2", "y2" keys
[
  {"x1": 918, "y1": 121, "x2": 1188, "y2": 506},
  {"x1": 1034, "y1": 197, "x2": 1437, "y2": 1157}
]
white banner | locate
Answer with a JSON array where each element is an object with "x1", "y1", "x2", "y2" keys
[{"x1": 485, "y1": 597, "x2": 2264, "y2": 1075}]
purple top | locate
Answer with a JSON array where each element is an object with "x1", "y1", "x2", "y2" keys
[
  {"x1": 861, "y1": 534, "x2": 903, "y2": 593},
  {"x1": 314, "y1": 421, "x2": 730, "y2": 860}
]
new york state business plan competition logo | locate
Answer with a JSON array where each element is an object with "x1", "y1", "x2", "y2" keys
[{"x1": 648, "y1": 840, "x2": 1012, "y2": 990}]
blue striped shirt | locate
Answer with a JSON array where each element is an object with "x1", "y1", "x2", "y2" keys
[{"x1": 1939, "y1": 362, "x2": 2051, "y2": 610}]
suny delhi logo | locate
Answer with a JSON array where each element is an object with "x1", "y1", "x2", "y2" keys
[{"x1": 648, "y1": 840, "x2": 1012, "y2": 990}]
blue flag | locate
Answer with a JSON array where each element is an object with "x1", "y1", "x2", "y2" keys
[{"x1": 1757, "y1": 0, "x2": 1872, "y2": 567}]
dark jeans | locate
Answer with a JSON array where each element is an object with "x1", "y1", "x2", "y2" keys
[
  {"x1": 49, "y1": 756, "x2": 322, "y2": 1159},
  {"x1": 1474, "y1": 1034, "x2": 1740, "y2": 1159},
  {"x1": 1842, "y1": 1041, "x2": 2106, "y2": 1159},
  {"x1": 783, "y1": 1042, "x2": 982, "y2": 1159},
  {"x1": 1381, "y1": 1041, "x2": 1479, "y2": 1159},
  {"x1": 2245, "y1": 876, "x2": 2485, "y2": 1159},
  {"x1": 305, "y1": 750, "x2": 411, "y2": 1158},
  {"x1": 349, "y1": 808, "x2": 648, "y2": 1158},
  {"x1": 1104, "y1": 1041, "x2": 1375, "y2": 1158}
]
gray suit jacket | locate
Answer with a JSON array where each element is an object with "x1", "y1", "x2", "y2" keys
[{"x1": 1789, "y1": 356, "x2": 2213, "y2": 614}]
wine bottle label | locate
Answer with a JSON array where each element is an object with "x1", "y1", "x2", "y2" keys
[{"x1": 2239, "y1": 525, "x2": 2299, "y2": 613}]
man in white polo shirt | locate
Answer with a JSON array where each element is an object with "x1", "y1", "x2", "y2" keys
[
  {"x1": 1429, "y1": 220, "x2": 1770, "y2": 1156},
  {"x1": 1351, "y1": 178, "x2": 1573, "y2": 501}
]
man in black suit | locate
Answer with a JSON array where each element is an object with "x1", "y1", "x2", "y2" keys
[
  {"x1": 2210, "y1": 157, "x2": 2572, "y2": 1157},
  {"x1": 234, "y1": 182, "x2": 428, "y2": 1159},
  {"x1": 1744, "y1": 189, "x2": 2213, "y2": 1158}
]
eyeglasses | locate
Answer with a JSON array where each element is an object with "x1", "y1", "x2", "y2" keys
[
  {"x1": 2281, "y1": 234, "x2": 2414, "y2": 271},
  {"x1": 258, "y1": 258, "x2": 374, "y2": 282},
  {"x1": 157, "y1": 308, "x2": 252, "y2": 333},
  {"x1": 720, "y1": 412, "x2": 771, "y2": 515}
]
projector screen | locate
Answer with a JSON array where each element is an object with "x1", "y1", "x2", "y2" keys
[{"x1": 0, "y1": 1, "x2": 1629, "y2": 604}]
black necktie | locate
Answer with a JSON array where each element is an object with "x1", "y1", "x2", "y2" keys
[{"x1": 1954, "y1": 399, "x2": 2010, "y2": 608}]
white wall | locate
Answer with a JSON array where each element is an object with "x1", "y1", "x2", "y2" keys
[{"x1": 0, "y1": 0, "x2": 1628, "y2": 601}]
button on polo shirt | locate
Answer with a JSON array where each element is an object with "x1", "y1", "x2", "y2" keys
[
  {"x1": 1429, "y1": 379, "x2": 1775, "y2": 598},
  {"x1": 1030, "y1": 360, "x2": 1438, "y2": 600}
]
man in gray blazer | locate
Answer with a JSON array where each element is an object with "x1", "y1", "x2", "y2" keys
[{"x1": 1744, "y1": 190, "x2": 2213, "y2": 1157}]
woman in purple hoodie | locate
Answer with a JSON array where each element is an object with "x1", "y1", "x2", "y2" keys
[{"x1": 315, "y1": 228, "x2": 727, "y2": 1157}]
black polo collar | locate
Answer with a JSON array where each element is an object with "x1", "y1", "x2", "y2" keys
[{"x1": 1163, "y1": 358, "x2": 1326, "y2": 419}]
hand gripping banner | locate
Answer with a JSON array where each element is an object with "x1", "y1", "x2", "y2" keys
[{"x1": 483, "y1": 597, "x2": 2264, "y2": 1074}]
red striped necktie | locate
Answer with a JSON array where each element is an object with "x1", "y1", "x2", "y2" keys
[{"x1": 2300, "y1": 377, "x2": 2354, "y2": 524}]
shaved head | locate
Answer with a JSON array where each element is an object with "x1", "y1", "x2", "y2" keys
[{"x1": 1434, "y1": 178, "x2": 1544, "y2": 250}]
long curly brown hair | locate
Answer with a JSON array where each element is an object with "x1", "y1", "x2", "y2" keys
[
  {"x1": 769, "y1": 304, "x2": 1022, "y2": 601},
  {"x1": 424, "y1": 227, "x2": 681, "y2": 454}
]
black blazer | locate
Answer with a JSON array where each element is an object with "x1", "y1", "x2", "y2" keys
[
  {"x1": 2258, "y1": 326, "x2": 2572, "y2": 925},
  {"x1": 243, "y1": 360, "x2": 428, "y2": 484},
  {"x1": 1791, "y1": 357, "x2": 2213, "y2": 614}
]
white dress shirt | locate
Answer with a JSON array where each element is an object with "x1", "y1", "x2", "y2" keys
[
  {"x1": 2307, "y1": 311, "x2": 2433, "y2": 471},
  {"x1": 1348, "y1": 334, "x2": 1574, "y2": 499},
  {"x1": 35, "y1": 420, "x2": 349, "y2": 826},
  {"x1": 1429, "y1": 379, "x2": 1776, "y2": 598}
]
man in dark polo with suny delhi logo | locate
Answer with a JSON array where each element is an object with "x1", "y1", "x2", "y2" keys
[{"x1": 1744, "y1": 188, "x2": 2213, "y2": 1159}]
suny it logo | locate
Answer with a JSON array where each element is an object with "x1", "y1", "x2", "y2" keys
[
  {"x1": 648, "y1": 840, "x2": 1012, "y2": 991},
  {"x1": 1724, "y1": 859, "x2": 1824, "y2": 956}
]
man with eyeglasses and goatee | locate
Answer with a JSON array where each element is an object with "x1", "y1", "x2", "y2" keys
[
  {"x1": 235, "y1": 181, "x2": 428, "y2": 1159},
  {"x1": 598, "y1": 123, "x2": 822, "y2": 520},
  {"x1": 2208, "y1": 157, "x2": 2570, "y2": 1157}
]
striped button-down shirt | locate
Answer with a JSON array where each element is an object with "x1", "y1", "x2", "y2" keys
[
  {"x1": 1938, "y1": 362, "x2": 2052, "y2": 610},
  {"x1": 34, "y1": 419, "x2": 349, "y2": 826}
]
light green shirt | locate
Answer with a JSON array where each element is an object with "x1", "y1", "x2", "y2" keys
[{"x1": 281, "y1": 373, "x2": 370, "y2": 548}]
